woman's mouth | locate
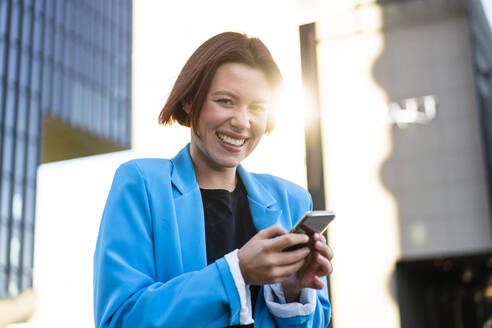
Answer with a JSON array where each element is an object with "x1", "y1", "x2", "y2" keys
[{"x1": 216, "y1": 133, "x2": 246, "y2": 146}]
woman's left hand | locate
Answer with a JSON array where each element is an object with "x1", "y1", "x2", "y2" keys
[{"x1": 281, "y1": 233, "x2": 334, "y2": 302}]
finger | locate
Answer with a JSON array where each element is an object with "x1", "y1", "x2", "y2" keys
[
  {"x1": 312, "y1": 232, "x2": 327, "y2": 243},
  {"x1": 297, "y1": 252, "x2": 327, "y2": 281},
  {"x1": 298, "y1": 252, "x2": 320, "y2": 278},
  {"x1": 271, "y1": 259, "x2": 306, "y2": 281},
  {"x1": 274, "y1": 247, "x2": 310, "y2": 266},
  {"x1": 315, "y1": 253, "x2": 333, "y2": 275},
  {"x1": 314, "y1": 241, "x2": 334, "y2": 260},
  {"x1": 298, "y1": 268, "x2": 325, "y2": 290},
  {"x1": 268, "y1": 233, "x2": 309, "y2": 251},
  {"x1": 312, "y1": 276, "x2": 325, "y2": 289},
  {"x1": 258, "y1": 224, "x2": 287, "y2": 239}
]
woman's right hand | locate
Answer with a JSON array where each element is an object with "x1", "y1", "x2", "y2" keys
[{"x1": 237, "y1": 224, "x2": 311, "y2": 285}]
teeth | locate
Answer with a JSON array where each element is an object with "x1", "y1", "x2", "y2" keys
[{"x1": 217, "y1": 133, "x2": 245, "y2": 146}]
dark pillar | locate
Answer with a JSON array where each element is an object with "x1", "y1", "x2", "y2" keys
[{"x1": 299, "y1": 22, "x2": 334, "y2": 327}]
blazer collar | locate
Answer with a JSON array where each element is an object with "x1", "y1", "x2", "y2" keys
[
  {"x1": 171, "y1": 144, "x2": 277, "y2": 208},
  {"x1": 170, "y1": 144, "x2": 199, "y2": 195},
  {"x1": 237, "y1": 165, "x2": 276, "y2": 208},
  {"x1": 170, "y1": 144, "x2": 277, "y2": 208},
  {"x1": 238, "y1": 165, "x2": 281, "y2": 232}
]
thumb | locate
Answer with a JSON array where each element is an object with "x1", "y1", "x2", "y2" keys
[{"x1": 257, "y1": 224, "x2": 287, "y2": 239}]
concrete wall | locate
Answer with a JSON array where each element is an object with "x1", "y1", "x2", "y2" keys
[{"x1": 376, "y1": 15, "x2": 491, "y2": 257}]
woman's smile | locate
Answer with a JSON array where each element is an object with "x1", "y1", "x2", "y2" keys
[{"x1": 216, "y1": 132, "x2": 246, "y2": 147}]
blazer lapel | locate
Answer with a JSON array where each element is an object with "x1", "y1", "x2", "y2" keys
[
  {"x1": 171, "y1": 145, "x2": 207, "y2": 272},
  {"x1": 237, "y1": 165, "x2": 282, "y2": 232}
]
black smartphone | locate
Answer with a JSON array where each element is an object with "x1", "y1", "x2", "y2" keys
[{"x1": 283, "y1": 210, "x2": 335, "y2": 252}]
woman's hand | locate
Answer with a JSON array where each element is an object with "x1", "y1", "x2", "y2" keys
[
  {"x1": 281, "y1": 233, "x2": 334, "y2": 302},
  {"x1": 237, "y1": 224, "x2": 311, "y2": 285}
]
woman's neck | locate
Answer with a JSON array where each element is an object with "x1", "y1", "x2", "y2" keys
[
  {"x1": 195, "y1": 168, "x2": 237, "y2": 191},
  {"x1": 189, "y1": 147, "x2": 237, "y2": 192}
]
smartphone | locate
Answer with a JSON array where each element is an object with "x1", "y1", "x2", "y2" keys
[{"x1": 283, "y1": 210, "x2": 335, "y2": 252}]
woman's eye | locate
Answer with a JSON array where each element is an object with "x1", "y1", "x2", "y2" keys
[
  {"x1": 217, "y1": 98, "x2": 233, "y2": 106},
  {"x1": 250, "y1": 105, "x2": 266, "y2": 113}
]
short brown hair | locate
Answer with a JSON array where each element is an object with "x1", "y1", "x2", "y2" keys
[{"x1": 158, "y1": 32, "x2": 282, "y2": 133}]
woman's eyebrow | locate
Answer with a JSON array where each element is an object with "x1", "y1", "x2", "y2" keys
[
  {"x1": 251, "y1": 99, "x2": 268, "y2": 104},
  {"x1": 211, "y1": 90, "x2": 238, "y2": 99},
  {"x1": 212, "y1": 89, "x2": 269, "y2": 103}
]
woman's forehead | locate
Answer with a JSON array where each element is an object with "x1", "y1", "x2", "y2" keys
[{"x1": 209, "y1": 63, "x2": 272, "y2": 102}]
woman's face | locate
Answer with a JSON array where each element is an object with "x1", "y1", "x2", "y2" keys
[{"x1": 188, "y1": 62, "x2": 271, "y2": 171}]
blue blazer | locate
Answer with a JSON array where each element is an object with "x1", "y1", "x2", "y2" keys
[{"x1": 93, "y1": 145, "x2": 331, "y2": 327}]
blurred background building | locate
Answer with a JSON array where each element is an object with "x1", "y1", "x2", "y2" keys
[
  {"x1": 1, "y1": 0, "x2": 492, "y2": 327},
  {"x1": 0, "y1": 0, "x2": 131, "y2": 325},
  {"x1": 317, "y1": 0, "x2": 492, "y2": 327}
]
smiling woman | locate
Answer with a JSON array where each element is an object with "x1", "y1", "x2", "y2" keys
[{"x1": 93, "y1": 32, "x2": 333, "y2": 328}]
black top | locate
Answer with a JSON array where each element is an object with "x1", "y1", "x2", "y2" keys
[{"x1": 200, "y1": 177, "x2": 260, "y2": 328}]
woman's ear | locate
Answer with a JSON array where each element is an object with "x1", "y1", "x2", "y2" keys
[{"x1": 183, "y1": 103, "x2": 191, "y2": 114}]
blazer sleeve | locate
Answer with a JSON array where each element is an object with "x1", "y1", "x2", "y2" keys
[
  {"x1": 271, "y1": 190, "x2": 332, "y2": 328},
  {"x1": 93, "y1": 163, "x2": 241, "y2": 327}
]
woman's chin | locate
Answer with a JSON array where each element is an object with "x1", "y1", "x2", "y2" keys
[
  {"x1": 212, "y1": 145, "x2": 248, "y2": 168},
  {"x1": 213, "y1": 157, "x2": 243, "y2": 169}
]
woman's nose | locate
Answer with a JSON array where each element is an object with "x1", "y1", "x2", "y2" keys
[{"x1": 230, "y1": 106, "x2": 250, "y2": 130}]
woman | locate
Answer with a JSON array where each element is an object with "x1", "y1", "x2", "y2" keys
[{"x1": 94, "y1": 32, "x2": 333, "y2": 327}]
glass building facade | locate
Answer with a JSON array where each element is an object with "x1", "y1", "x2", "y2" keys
[{"x1": 0, "y1": 0, "x2": 132, "y2": 298}]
